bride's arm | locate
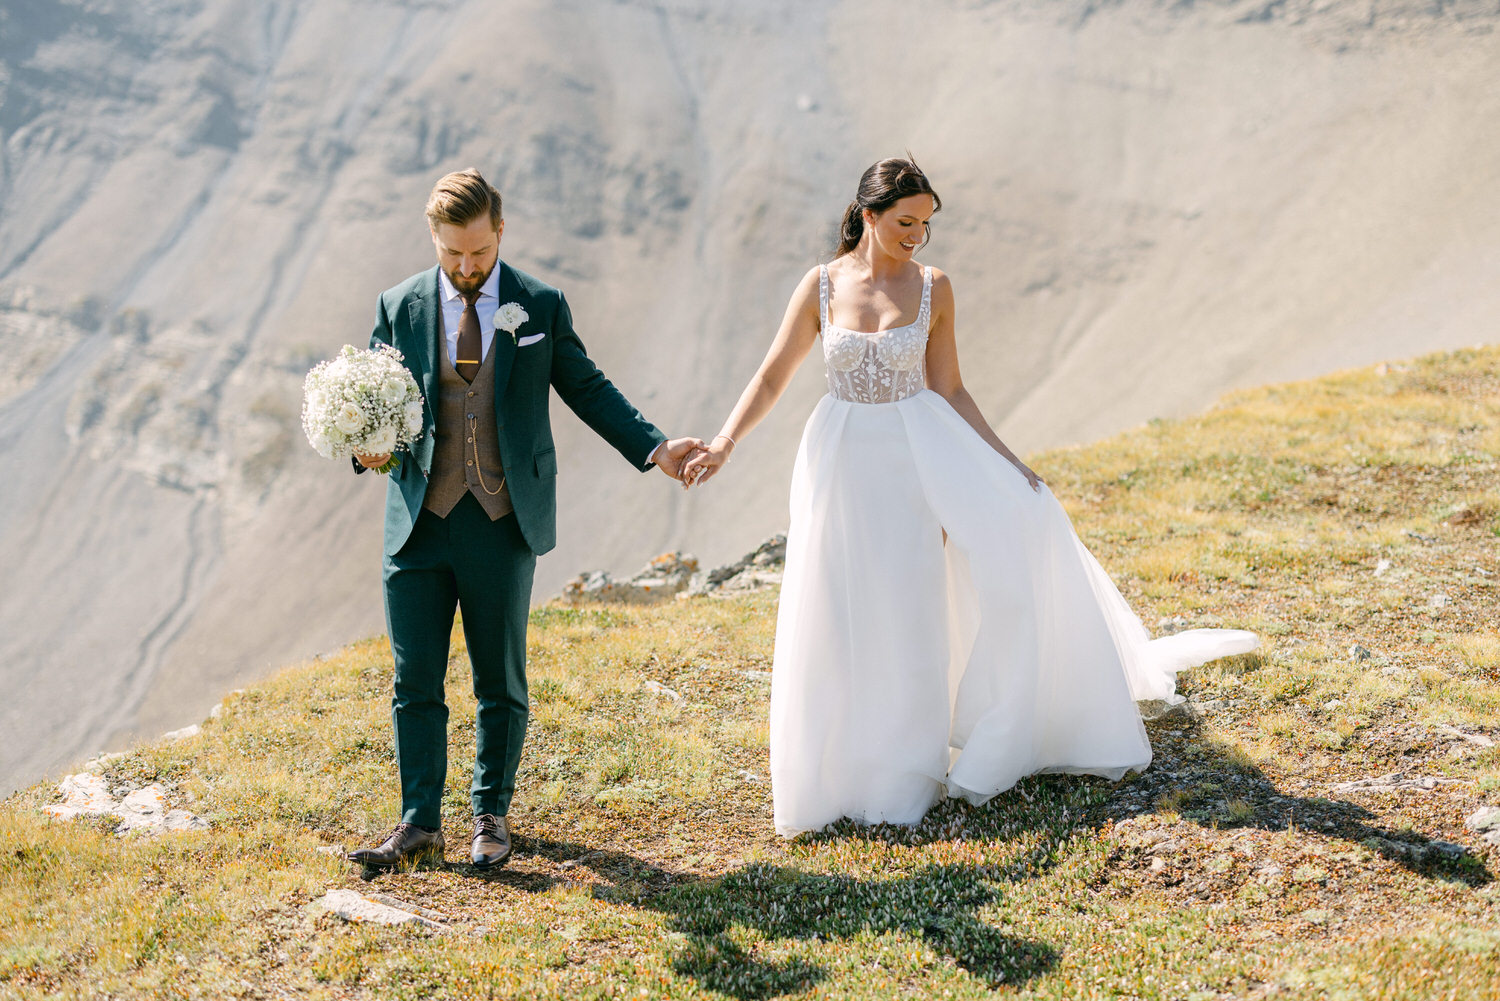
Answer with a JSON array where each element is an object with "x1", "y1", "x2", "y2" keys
[
  {"x1": 682, "y1": 266, "x2": 823, "y2": 487},
  {"x1": 925, "y1": 270, "x2": 1043, "y2": 491}
]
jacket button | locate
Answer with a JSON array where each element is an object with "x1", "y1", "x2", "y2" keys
[
  {"x1": 466, "y1": 459, "x2": 474, "y2": 466},
  {"x1": 467, "y1": 391, "x2": 475, "y2": 398},
  {"x1": 466, "y1": 437, "x2": 473, "y2": 443}
]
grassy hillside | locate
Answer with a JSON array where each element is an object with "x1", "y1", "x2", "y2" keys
[{"x1": 5, "y1": 346, "x2": 1500, "y2": 1000}]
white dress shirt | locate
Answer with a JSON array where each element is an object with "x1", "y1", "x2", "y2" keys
[
  {"x1": 438, "y1": 262, "x2": 500, "y2": 366},
  {"x1": 438, "y1": 262, "x2": 667, "y2": 468}
]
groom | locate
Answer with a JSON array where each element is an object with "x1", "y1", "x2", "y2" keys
[{"x1": 347, "y1": 168, "x2": 703, "y2": 870}]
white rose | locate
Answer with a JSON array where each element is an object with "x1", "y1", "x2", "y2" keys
[
  {"x1": 334, "y1": 402, "x2": 366, "y2": 435},
  {"x1": 404, "y1": 401, "x2": 423, "y2": 435},
  {"x1": 380, "y1": 375, "x2": 407, "y2": 404},
  {"x1": 494, "y1": 302, "x2": 529, "y2": 333},
  {"x1": 310, "y1": 431, "x2": 334, "y2": 459},
  {"x1": 364, "y1": 425, "x2": 397, "y2": 455}
]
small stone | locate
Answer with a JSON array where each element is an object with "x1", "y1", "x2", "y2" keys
[
  {"x1": 311, "y1": 889, "x2": 448, "y2": 932},
  {"x1": 1349, "y1": 645, "x2": 1373, "y2": 662},
  {"x1": 82, "y1": 751, "x2": 127, "y2": 773},
  {"x1": 163, "y1": 724, "x2": 200, "y2": 741},
  {"x1": 1149, "y1": 857, "x2": 1167, "y2": 873},
  {"x1": 315, "y1": 845, "x2": 346, "y2": 856},
  {"x1": 1465, "y1": 806, "x2": 1500, "y2": 832},
  {"x1": 1331, "y1": 773, "x2": 1467, "y2": 794},
  {"x1": 1429, "y1": 594, "x2": 1451, "y2": 609},
  {"x1": 1140, "y1": 699, "x2": 1201, "y2": 724},
  {"x1": 1374, "y1": 559, "x2": 1392, "y2": 577},
  {"x1": 642, "y1": 680, "x2": 682, "y2": 701},
  {"x1": 1437, "y1": 723, "x2": 1496, "y2": 749}
]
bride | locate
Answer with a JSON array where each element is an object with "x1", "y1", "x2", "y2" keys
[{"x1": 682, "y1": 157, "x2": 1257, "y2": 837}]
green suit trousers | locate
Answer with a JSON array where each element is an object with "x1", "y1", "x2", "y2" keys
[{"x1": 382, "y1": 493, "x2": 536, "y2": 827}]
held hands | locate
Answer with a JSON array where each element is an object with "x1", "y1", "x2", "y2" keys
[
  {"x1": 679, "y1": 435, "x2": 733, "y2": 490},
  {"x1": 355, "y1": 452, "x2": 393, "y2": 469},
  {"x1": 653, "y1": 437, "x2": 710, "y2": 481}
]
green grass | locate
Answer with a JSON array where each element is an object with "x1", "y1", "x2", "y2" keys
[{"x1": 5, "y1": 346, "x2": 1500, "y2": 998}]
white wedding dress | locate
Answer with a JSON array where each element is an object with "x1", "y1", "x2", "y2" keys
[{"x1": 769, "y1": 264, "x2": 1258, "y2": 837}]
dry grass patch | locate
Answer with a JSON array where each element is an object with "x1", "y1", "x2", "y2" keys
[{"x1": 6, "y1": 346, "x2": 1500, "y2": 999}]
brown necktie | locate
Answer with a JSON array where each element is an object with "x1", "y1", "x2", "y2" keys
[{"x1": 455, "y1": 290, "x2": 482, "y2": 383}]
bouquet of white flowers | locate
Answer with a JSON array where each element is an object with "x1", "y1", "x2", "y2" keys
[{"x1": 301, "y1": 344, "x2": 425, "y2": 474}]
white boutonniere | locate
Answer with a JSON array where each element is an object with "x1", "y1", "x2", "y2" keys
[{"x1": 494, "y1": 302, "x2": 529, "y2": 344}]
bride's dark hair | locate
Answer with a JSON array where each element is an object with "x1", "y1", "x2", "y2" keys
[{"x1": 835, "y1": 156, "x2": 942, "y2": 257}]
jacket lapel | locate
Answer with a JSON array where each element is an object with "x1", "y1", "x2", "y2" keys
[
  {"x1": 406, "y1": 266, "x2": 442, "y2": 423},
  {"x1": 489, "y1": 259, "x2": 524, "y2": 401}
]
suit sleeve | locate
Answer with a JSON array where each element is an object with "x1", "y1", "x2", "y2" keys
[
  {"x1": 351, "y1": 292, "x2": 397, "y2": 476},
  {"x1": 548, "y1": 291, "x2": 667, "y2": 471}
]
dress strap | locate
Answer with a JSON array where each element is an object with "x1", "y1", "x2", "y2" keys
[
  {"x1": 818, "y1": 264, "x2": 830, "y2": 332},
  {"x1": 919, "y1": 266, "x2": 933, "y2": 322}
]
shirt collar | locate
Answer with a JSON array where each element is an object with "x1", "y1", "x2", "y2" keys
[{"x1": 438, "y1": 259, "x2": 502, "y2": 303}]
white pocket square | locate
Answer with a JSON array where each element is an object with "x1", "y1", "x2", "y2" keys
[{"x1": 516, "y1": 332, "x2": 546, "y2": 347}]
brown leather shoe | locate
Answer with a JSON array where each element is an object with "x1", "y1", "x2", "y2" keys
[
  {"x1": 471, "y1": 814, "x2": 511, "y2": 869},
  {"x1": 347, "y1": 823, "x2": 445, "y2": 869}
]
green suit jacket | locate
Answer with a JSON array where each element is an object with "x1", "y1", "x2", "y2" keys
[{"x1": 364, "y1": 261, "x2": 667, "y2": 557}]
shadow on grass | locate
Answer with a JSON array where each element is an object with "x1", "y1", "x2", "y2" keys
[
  {"x1": 1102, "y1": 708, "x2": 1493, "y2": 886},
  {"x1": 512, "y1": 835, "x2": 1058, "y2": 1000}
]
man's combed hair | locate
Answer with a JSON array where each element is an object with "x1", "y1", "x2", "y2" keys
[{"x1": 426, "y1": 168, "x2": 503, "y2": 230}]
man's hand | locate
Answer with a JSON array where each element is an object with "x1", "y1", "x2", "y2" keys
[
  {"x1": 653, "y1": 437, "x2": 708, "y2": 481},
  {"x1": 355, "y1": 452, "x2": 393, "y2": 470}
]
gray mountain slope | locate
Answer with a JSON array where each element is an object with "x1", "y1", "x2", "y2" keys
[{"x1": 2, "y1": 0, "x2": 1497, "y2": 794}]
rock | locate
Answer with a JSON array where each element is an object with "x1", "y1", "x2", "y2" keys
[
  {"x1": 1349, "y1": 644, "x2": 1373, "y2": 662},
  {"x1": 1424, "y1": 840, "x2": 1468, "y2": 861},
  {"x1": 41, "y1": 773, "x2": 114, "y2": 819},
  {"x1": 688, "y1": 535, "x2": 787, "y2": 596},
  {"x1": 1465, "y1": 806, "x2": 1500, "y2": 843},
  {"x1": 1139, "y1": 699, "x2": 1201, "y2": 724},
  {"x1": 82, "y1": 751, "x2": 128, "y2": 773},
  {"x1": 40, "y1": 773, "x2": 207, "y2": 834},
  {"x1": 1149, "y1": 857, "x2": 1167, "y2": 874},
  {"x1": 1428, "y1": 593, "x2": 1451, "y2": 609},
  {"x1": 1374, "y1": 558, "x2": 1392, "y2": 577},
  {"x1": 1331, "y1": 772, "x2": 1468, "y2": 794},
  {"x1": 732, "y1": 669, "x2": 771, "y2": 682},
  {"x1": 642, "y1": 680, "x2": 682, "y2": 701},
  {"x1": 163, "y1": 723, "x2": 200, "y2": 741},
  {"x1": 311, "y1": 889, "x2": 449, "y2": 932},
  {"x1": 1436, "y1": 723, "x2": 1496, "y2": 749},
  {"x1": 315, "y1": 845, "x2": 346, "y2": 856},
  {"x1": 559, "y1": 553, "x2": 701, "y2": 605},
  {"x1": 1156, "y1": 616, "x2": 1189, "y2": 635}
]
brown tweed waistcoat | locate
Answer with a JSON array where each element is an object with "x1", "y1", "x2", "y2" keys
[{"x1": 422, "y1": 340, "x2": 513, "y2": 520}]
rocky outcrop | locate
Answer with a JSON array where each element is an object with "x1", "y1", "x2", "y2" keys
[
  {"x1": 558, "y1": 534, "x2": 787, "y2": 604},
  {"x1": 41, "y1": 772, "x2": 208, "y2": 835}
]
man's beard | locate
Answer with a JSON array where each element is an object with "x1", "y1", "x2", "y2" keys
[{"x1": 445, "y1": 260, "x2": 496, "y2": 295}]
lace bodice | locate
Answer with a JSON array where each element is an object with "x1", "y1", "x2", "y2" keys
[{"x1": 819, "y1": 264, "x2": 931, "y2": 404}]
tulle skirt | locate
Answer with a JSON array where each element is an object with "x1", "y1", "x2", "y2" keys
[{"x1": 768, "y1": 389, "x2": 1257, "y2": 837}]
